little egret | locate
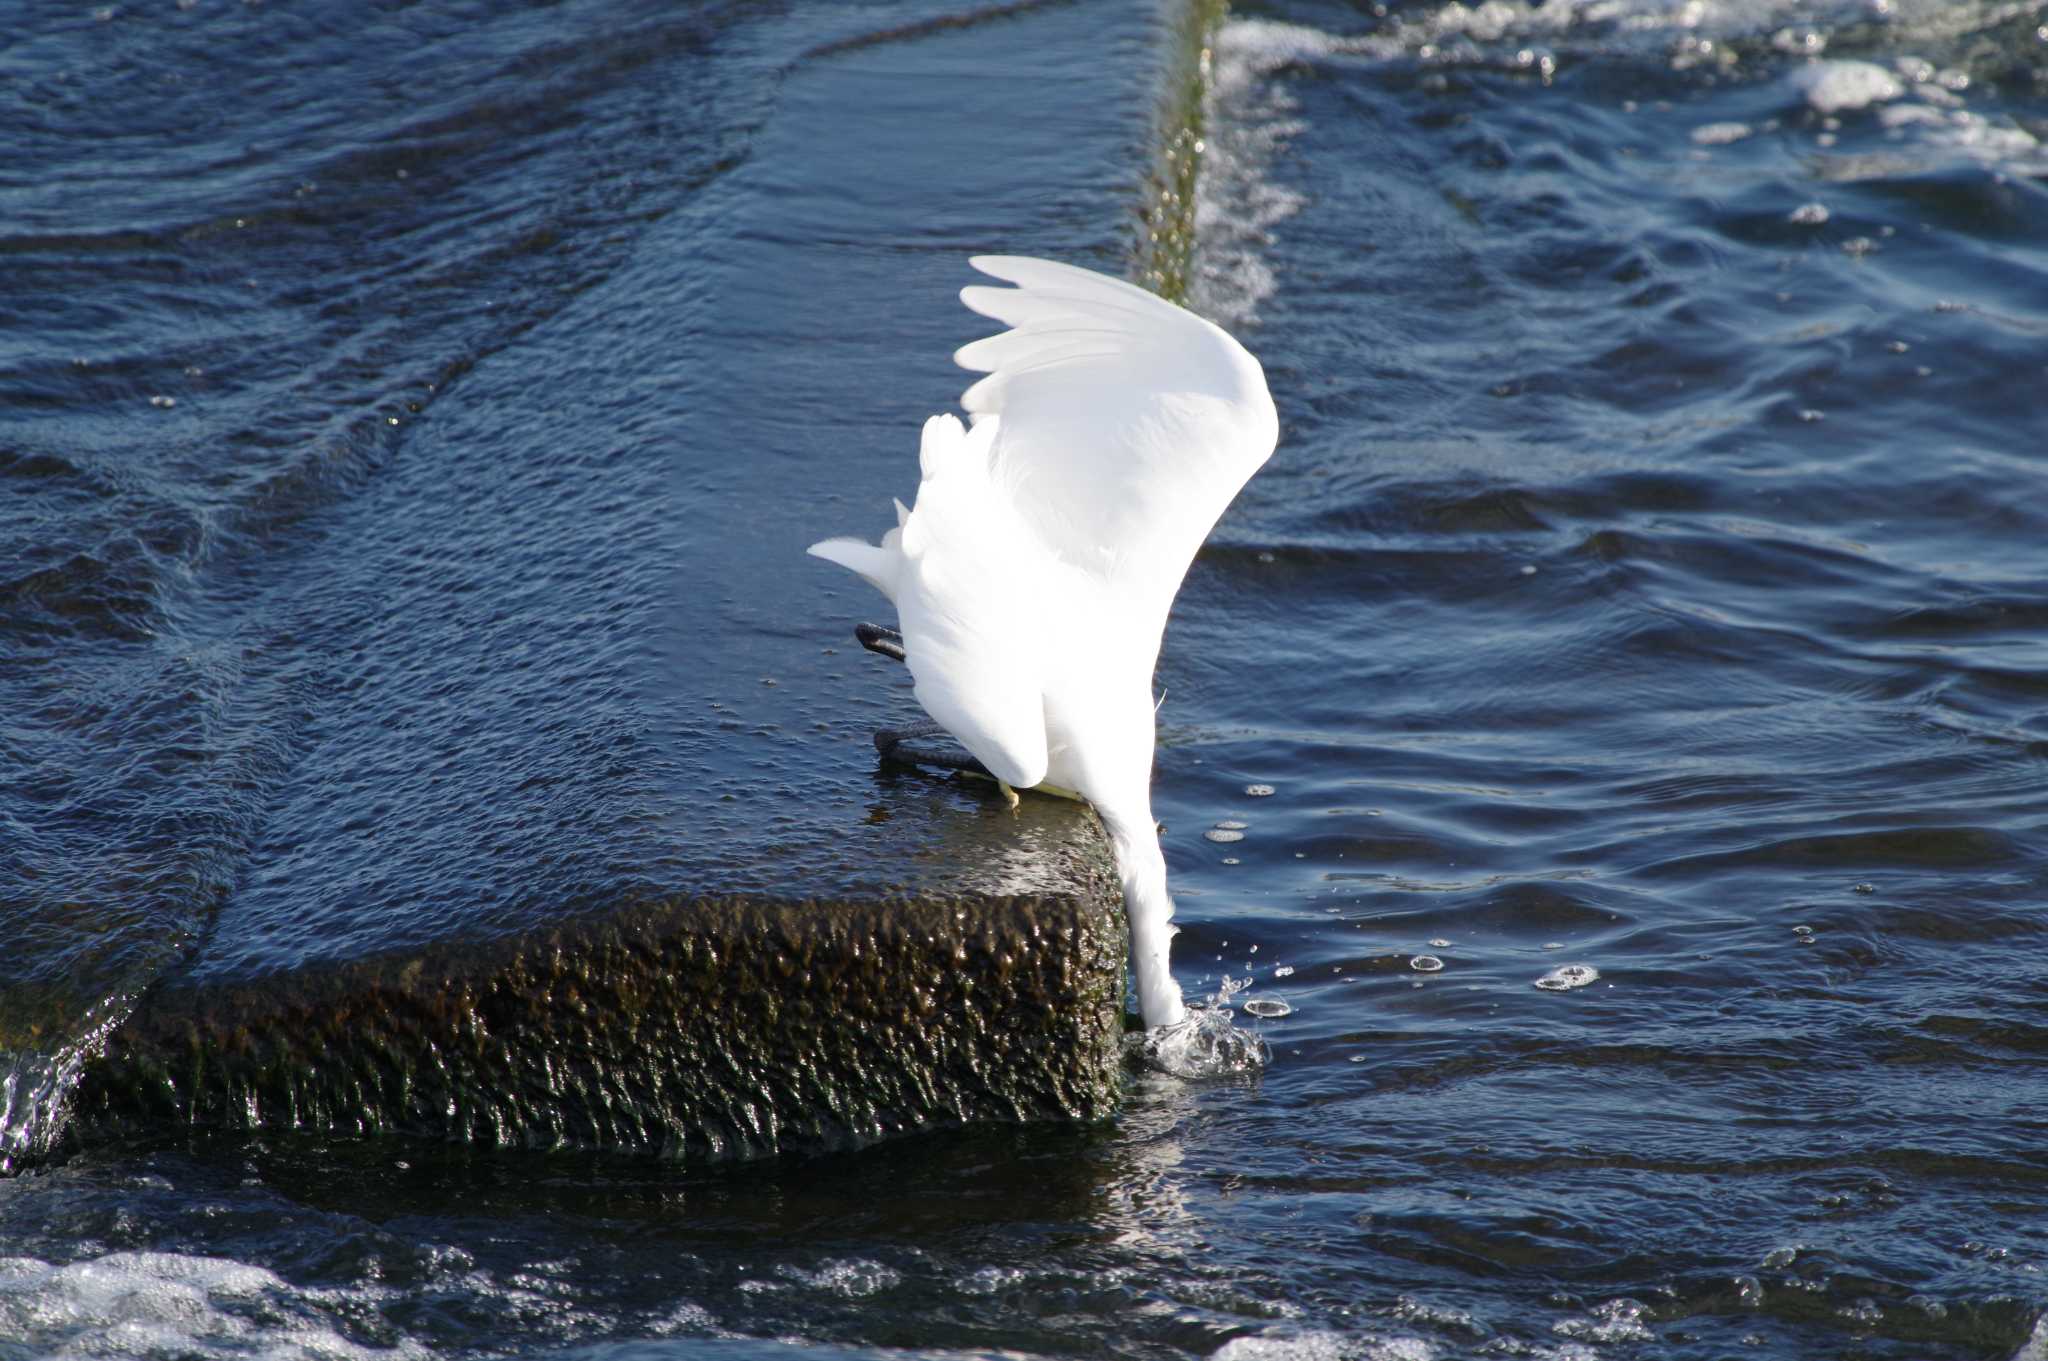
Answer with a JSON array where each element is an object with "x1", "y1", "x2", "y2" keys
[{"x1": 808, "y1": 256, "x2": 1278, "y2": 1034}]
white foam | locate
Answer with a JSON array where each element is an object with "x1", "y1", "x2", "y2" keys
[
  {"x1": 1191, "y1": 20, "x2": 1324, "y2": 326},
  {"x1": 1691, "y1": 121, "x2": 1754, "y2": 145},
  {"x1": 0, "y1": 1251, "x2": 432, "y2": 1361},
  {"x1": 778, "y1": 1259, "x2": 902, "y2": 1298},
  {"x1": 1215, "y1": 1330, "x2": 1436, "y2": 1361},
  {"x1": 1791, "y1": 59, "x2": 1904, "y2": 112}
]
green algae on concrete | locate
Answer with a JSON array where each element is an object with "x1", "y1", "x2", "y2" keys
[{"x1": 73, "y1": 882, "x2": 1126, "y2": 1161}]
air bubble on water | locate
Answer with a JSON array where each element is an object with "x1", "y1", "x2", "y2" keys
[
  {"x1": 1216, "y1": 819, "x2": 1249, "y2": 830},
  {"x1": 1799, "y1": 408, "x2": 1826, "y2": 422},
  {"x1": 1274, "y1": 966, "x2": 1294, "y2": 978},
  {"x1": 1542, "y1": 941, "x2": 1565, "y2": 950},
  {"x1": 1519, "y1": 564, "x2": 1537, "y2": 576},
  {"x1": 1789, "y1": 202, "x2": 1830, "y2": 224},
  {"x1": 1348, "y1": 1054, "x2": 1366, "y2": 1063},
  {"x1": 1854, "y1": 882, "x2": 1875, "y2": 894},
  {"x1": 1534, "y1": 964, "x2": 1599, "y2": 991},
  {"x1": 1205, "y1": 828, "x2": 1245, "y2": 843},
  {"x1": 1245, "y1": 784, "x2": 1275, "y2": 797},
  {"x1": 1734, "y1": 1274, "x2": 1763, "y2": 1308},
  {"x1": 1410, "y1": 955, "x2": 1444, "y2": 973},
  {"x1": 1842, "y1": 236, "x2": 1878, "y2": 256},
  {"x1": 149, "y1": 395, "x2": 176, "y2": 408},
  {"x1": 1242, "y1": 995, "x2": 1291, "y2": 1018},
  {"x1": 1428, "y1": 938, "x2": 1451, "y2": 948},
  {"x1": 1222, "y1": 856, "x2": 1240, "y2": 865}
]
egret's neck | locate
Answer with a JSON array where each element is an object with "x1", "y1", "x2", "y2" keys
[{"x1": 1101, "y1": 806, "x2": 1188, "y2": 1030}]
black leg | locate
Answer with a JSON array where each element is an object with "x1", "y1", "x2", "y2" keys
[
  {"x1": 846, "y1": 622, "x2": 993, "y2": 780},
  {"x1": 875, "y1": 721, "x2": 994, "y2": 778},
  {"x1": 856, "y1": 622, "x2": 905, "y2": 663}
]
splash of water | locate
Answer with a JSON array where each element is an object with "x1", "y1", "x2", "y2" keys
[
  {"x1": 0, "y1": 993, "x2": 133, "y2": 1175},
  {"x1": 1129, "y1": 975, "x2": 1273, "y2": 1077}
]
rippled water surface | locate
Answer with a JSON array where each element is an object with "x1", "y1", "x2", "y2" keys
[{"x1": 4, "y1": 0, "x2": 2047, "y2": 1357}]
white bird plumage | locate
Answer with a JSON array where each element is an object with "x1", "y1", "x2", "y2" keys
[{"x1": 809, "y1": 255, "x2": 1278, "y2": 1031}]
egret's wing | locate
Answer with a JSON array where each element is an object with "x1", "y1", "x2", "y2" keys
[
  {"x1": 896, "y1": 415, "x2": 1051, "y2": 790},
  {"x1": 954, "y1": 255, "x2": 1278, "y2": 649}
]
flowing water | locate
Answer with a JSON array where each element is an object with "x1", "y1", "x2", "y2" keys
[{"x1": 4, "y1": 0, "x2": 2047, "y2": 1357}]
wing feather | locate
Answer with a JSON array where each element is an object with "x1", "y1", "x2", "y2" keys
[{"x1": 955, "y1": 255, "x2": 1278, "y2": 652}]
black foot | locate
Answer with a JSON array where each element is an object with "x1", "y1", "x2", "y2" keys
[{"x1": 856, "y1": 623, "x2": 905, "y2": 663}]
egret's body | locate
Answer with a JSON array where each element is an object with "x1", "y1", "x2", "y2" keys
[{"x1": 809, "y1": 256, "x2": 1278, "y2": 1031}]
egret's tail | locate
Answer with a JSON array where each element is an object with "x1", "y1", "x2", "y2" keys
[
  {"x1": 806, "y1": 534, "x2": 903, "y2": 603},
  {"x1": 808, "y1": 415, "x2": 975, "y2": 604},
  {"x1": 808, "y1": 494, "x2": 910, "y2": 603},
  {"x1": 1103, "y1": 810, "x2": 1188, "y2": 1030}
]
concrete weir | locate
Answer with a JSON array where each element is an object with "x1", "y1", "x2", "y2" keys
[
  {"x1": 74, "y1": 884, "x2": 1125, "y2": 1159},
  {"x1": 63, "y1": 0, "x2": 1214, "y2": 1161}
]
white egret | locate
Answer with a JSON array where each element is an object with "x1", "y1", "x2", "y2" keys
[{"x1": 809, "y1": 256, "x2": 1278, "y2": 1034}]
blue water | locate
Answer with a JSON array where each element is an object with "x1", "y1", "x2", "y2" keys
[{"x1": 4, "y1": 0, "x2": 2047, "y2": 1357}]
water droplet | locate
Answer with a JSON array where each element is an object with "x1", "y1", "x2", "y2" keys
[
  {"x1": 1204, "y1": 828, "x2": 1244, "y2": 843},
  {"x1": 1242, "y1": 995, "x2": 1291, "y2": 1018},
  {"x1": 1535, "y1": 964, "x2": 1599, "y2": 991},
  {"x1": 1244, "y1": 784, "x2": 1275, "y2": 797},
  {"x1": 1410, "y1": 955, "x2": 1444, "y2": 973}
]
